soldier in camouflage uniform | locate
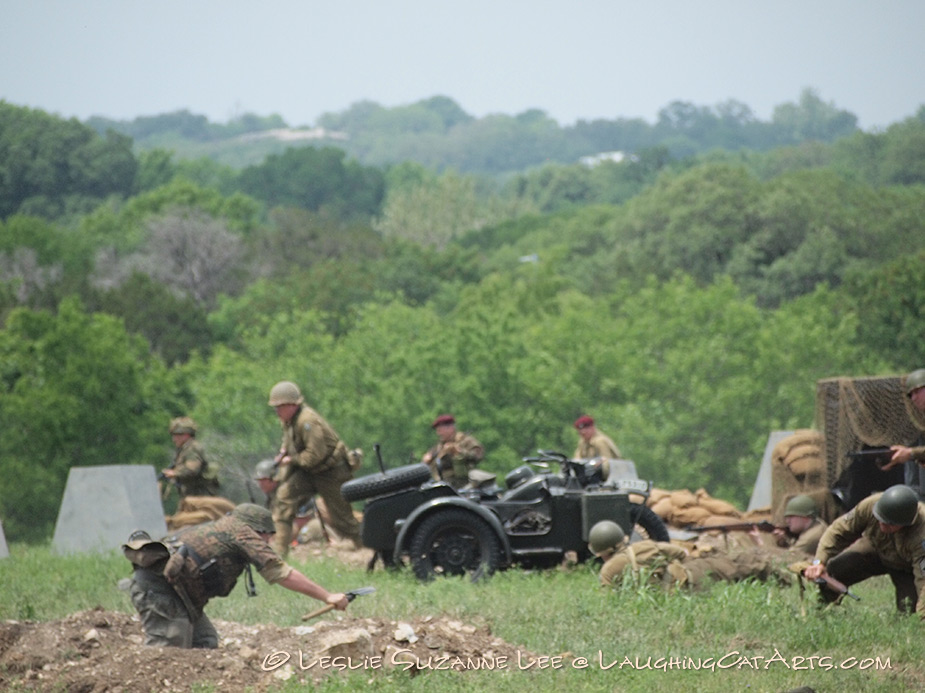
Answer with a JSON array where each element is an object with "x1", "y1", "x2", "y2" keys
[
  {"x1": 589, "y1": 521, "x2": 787, "y2": 589},
  {"x1": 805, "y1": 485, "x2": 925, "y2": 613},
  {"x1": 772, "y1": 495, "x2": 829, "y2": 556},
  {"x1": 162, "y1": 417, "x2": 220, "y2": 498},
  {"x1": 267, "y1": 381, "x2": 362, "y2": 555},
  {"x1": 573, "y1": 415, "x2": 622, "y2": 460},
  {"x1": 421, "y1": 414, "x2": 484, "y2": 489},
  {"x1": 123, "y1": 503, "x2": 348, "y2": 648}
]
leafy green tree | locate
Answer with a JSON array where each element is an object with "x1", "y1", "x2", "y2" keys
[
  {"x1": 0, "y1": 102, "x2": 137, "y2": 219},
  {"x1": 236, "y1": 146, "x2": 385, "y2": 220},
  {"x1": 376, "y1": 170, "x2": 532, "y2": 248},
  {"x1": 0, "y1": 214, "x2": 94, "y2": 314},
  {"x1": 841, "y1": 249, "x2": 925, "y2": 370},
  {"x1": 0, "y1": 298, "x2": 182, "y2": 541},
  {"x1": 88, "y1": 272, "x2": 215, "y2": 364},
  {"x1": 771, "y1": 88, "x2": 858, "y2": 143}
]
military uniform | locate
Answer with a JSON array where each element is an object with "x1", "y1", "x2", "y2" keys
[
  {"x1": 574, "y1": 431, "x2": 621, "y2": 460},
  {"x1": 171, "y1": 438, "x2": 220, "y2": 498},
  {"x1": 599, "y1": 540, "x2": 783, "y2": 588},
  {"x1": 813, "y1": 493, "x2": 925, "y2": 612},
  {"x1": 777, "y1": 519, "x2": 829, "y2": 556},
  {"x1": 125, "y1": 514, "x2": 292, "y2": 648},
  {"x1": 903, "y1": 432, "x2": 925, "y2": 501},
  {"x1": 273, "y1": 404, "x2": 361, "y2": 555},
  {"x1": 424, "y1": 430, "x2": 484, "y2": 489}
]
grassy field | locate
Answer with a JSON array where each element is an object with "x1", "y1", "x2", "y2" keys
[{"x1": 2, "y1": 543, "x2": 923, "y2": 693}]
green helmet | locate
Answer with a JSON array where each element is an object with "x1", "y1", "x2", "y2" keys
[
  {"x1": 168, "y1": 416, "x2": 197, "y2": 435},
  {"x1": 905, "y1": 369, "x2": 925, "y2": 396},
  {"x1": 588, "y1": 520, "x2": 625, "y2": 555},
  {"x1": 232, "y1": 503, "x2": 276, "y2": 533},
  {"x1": 268, "y1": 381, "x2": 303, "y2": 406},
  {"x1": 873, "y1": 485, "x2": 919, "y2": 526},
  {"x1": 253, "y1": 458, "x2": 278, "y2": 480},
  {"x1": 784, "y1": 495, "x2": 817, "y2": 518}
]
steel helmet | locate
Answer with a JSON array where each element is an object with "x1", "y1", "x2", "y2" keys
[
  {"x1": 232, "y1": 503, "x2": 276, "y2": 533},
  {"x1": 253, "y1": 459, "x2": 278, "y2": 480},
  {"x1": 905, "y1": 369, "x2": 925, "y2": 396},
  {"x1": 784, "y1": 495, "x2": 817, "y2": 518},
  {"x1": 268, "y1": 381, "x2": 303, "y2": 406},
  {"x1": 588, "y1": 520, "x2": 625, "y2": 555},
  {"x1": 168, "y1": 416, "x2": 197, "y2": 435},
  {"x1": 873, "y1": 485, "x2": 919, "y2": 526}
]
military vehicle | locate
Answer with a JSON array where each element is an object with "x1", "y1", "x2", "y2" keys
[{"x1": 341, "y1": 449, "x2": 668, "y2": 581}]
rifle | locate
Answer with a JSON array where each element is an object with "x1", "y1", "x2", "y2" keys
[
  {"x1": 846, "y1": 447, "x2": 894, "y2": 469},
  {"x1": 813, "y1": 573, "x2": 860, "y2": 601},
  {"x1": 157, "y1": 464, "x2": 181, "y2": 500},
  {"x1": 685, "y1": 520, "x2": 780, "y2": 534}
]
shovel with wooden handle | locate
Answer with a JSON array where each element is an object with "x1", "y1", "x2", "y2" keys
[{"x1": 301, "y1": 586, "x2": 376, "y2": 621}]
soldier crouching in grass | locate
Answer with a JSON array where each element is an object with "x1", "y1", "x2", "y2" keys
[
  {"x1": 803, "y1": 485, "x2": 925, "y2": 613},
  {"x1": 588, "y1": 520, "x2": 789, "y2": 589},
  {"x1": 122, "y1": 503, "x2": 348, "y2": 648}
]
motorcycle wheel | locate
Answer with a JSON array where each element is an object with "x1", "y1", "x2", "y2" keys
[
  {"x1": 629, "y1": 503, "x2": 670, "y2": 542},
  {"x1": 408, "y1": 508, "x2": 503, "y2": 582},
  {"x1": 341, "y1": 463, "x2": 433, "y2": 502}
]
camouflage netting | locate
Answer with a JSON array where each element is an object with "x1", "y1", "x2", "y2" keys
[
  {"x1": 762, "y1": 376, "x2": 925, "y2": 523},
  {"x1": 769, "y1": 429, "x2": 838, "y2": 523},
  {"x1": 815, "y1": 376, "x2": 925, "y2": 485}
]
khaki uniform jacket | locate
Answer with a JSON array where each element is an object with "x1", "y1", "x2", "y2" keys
[
  {"x1": 280, "y1": 405, "x2": 348, "y2": 477},
  {"x1": 790, "y1": 519, "x2": 828, "y2": 556},
  {"x1": 574, "y1": 432, "x2": 621, "y2": 460},
  {"x1": 814, "y1": 493, "x2": 925, "y2": 611},
  {"x1": 599, "y1": 540, "x2": 687, "y2": 587}
]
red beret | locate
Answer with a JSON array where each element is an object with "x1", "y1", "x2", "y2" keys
[
  {"x1": 432, "y1": 414, "x2": 455, "y2": 428},
  {"x1": 574, "y1": 415, "x2": 594, "y2": 429}
]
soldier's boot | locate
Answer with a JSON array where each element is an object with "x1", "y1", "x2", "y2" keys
[{"x1": 273, "y1": 521, "x2": 293, "y2": 559}]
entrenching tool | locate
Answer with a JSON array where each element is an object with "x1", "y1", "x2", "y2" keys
[{"x1": 301, "y1": 586, "x2": 376, "y2": 621}]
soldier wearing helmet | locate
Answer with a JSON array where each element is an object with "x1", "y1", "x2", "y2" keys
[
  {"x1": 805, "y1": 485, "x2": 925, "y2": 613},
  {"x1": 123, "y1": 503, "x2": 349, "y2": 649},
  {"x1": 421, "y1": 414, "x2": 485, "y2": 489},
  {"x1": 588, "y1": 521, "x2": 785, "y2": 589},
  {"x1": 573, "y1": 415, "x2": 622, "y2": 460},
  {"x1": 882, "y1": 369, "x2": 925, "y2": 501},
  {"x1": 162, "y1": 416, "x2": 220, "y2": 498},
  {"x1": 267, "y1": 380, "x2": 362, "y2": 555},
  {"x1": 772, "y1": 495, "x2": 828, "y2": 556}
]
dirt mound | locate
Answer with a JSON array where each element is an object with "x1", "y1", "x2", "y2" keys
[{"x1": 0, "y1": 606, "x2": 533, "y2": 691}]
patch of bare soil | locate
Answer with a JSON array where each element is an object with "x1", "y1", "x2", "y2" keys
[{"x1": 0, "y1": 606, "x2": 535, "y2": 692}]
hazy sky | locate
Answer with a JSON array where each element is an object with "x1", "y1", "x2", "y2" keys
[{"x1": 3, "y1": 0, "x2": 923, "y2": 131}]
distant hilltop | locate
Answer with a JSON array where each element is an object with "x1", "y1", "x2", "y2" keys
[{"x1": 235, "y1": 127, "x2": 347, "y2": 143}]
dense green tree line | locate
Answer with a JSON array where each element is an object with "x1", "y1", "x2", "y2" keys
[
  {"x1": 91, "y1": 88, "x2": 872, "y2": 175},
  {"x1": 0, "y1": 102, "x2": 923, "y2": 543}
]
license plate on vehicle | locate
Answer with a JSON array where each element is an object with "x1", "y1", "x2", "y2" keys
[{"x1": 610, "y1": 478, "x2": 650, "y2": 493}]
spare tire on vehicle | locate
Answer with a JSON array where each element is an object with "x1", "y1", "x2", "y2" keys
[{"x1": 341, "y1": 463, "x2": 433, "y2": 502}]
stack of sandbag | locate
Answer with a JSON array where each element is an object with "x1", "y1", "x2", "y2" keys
[
  {"x1": 647, "y1": 487, "x2": 743, "y2": 528},
  {"x1": 771, "y1": 429, "x2": 826, "y2": 522}
]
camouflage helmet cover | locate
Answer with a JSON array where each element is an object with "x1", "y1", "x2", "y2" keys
[
  {"x1": 232, "y1": 503, "x2": 276, "y2": 533},
  {"x1": 588, "y1": 520, "x2": 626, "y2": 555},
  {"x1": 253, "y1": 458, "x2": 278, "y2": 480},
  {"x1": 784, "y1": 495, "x2": 817, "y2": 518},
  {"x1": 169, "y1": 416, "x2": 197, "y2": 435},
  {"x1": 905, "y1": 369, "x2": 925, "y2": 395},
  {"x1": 873, "y1": 485, "x2": 919, "y2": 526},
  {"x1": 268, "y1": 381, "x2": 303, "y2": 406}
]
